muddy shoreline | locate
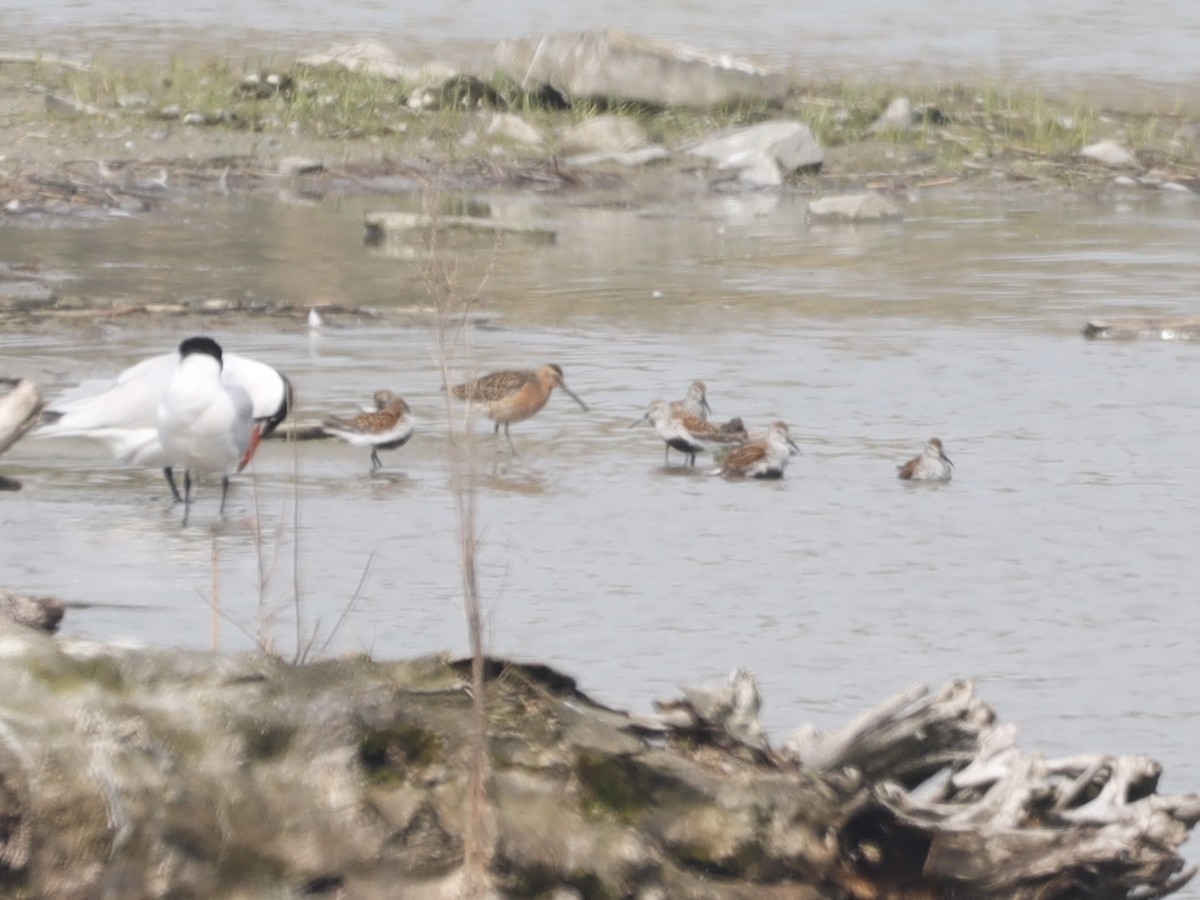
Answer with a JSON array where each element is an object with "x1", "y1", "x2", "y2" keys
[{"x1": 2, "y1": 36, "x2": 1199, "y2": 223}]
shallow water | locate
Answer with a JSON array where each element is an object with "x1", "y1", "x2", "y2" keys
[{"x1": 4, "y1": 187, "x2": 1200, "y2": 843}]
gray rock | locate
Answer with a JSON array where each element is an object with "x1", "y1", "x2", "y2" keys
[
  {"x1": 561, "y1": 146, "x2": 671, "y2": 168},
  {"x1": 1080, "y1": 139, "x2": 1137, "y2": 168},
  {"x1": 807, "y1": 193, "x2": 903, "y2": 223},
  {"x1": 558, "y1": 115, "x2": 649, "y2": 155},
  {"x1": 684, "y1": 120, "x2": 823, "y2": 188},
  {"x1": 278, "y1": 157, "x2": 324, "y2": 176},
  {"x1": 494, "y1": 30, "x2": 788, "y2": 109}
]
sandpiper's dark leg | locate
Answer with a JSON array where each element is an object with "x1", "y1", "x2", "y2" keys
[
  {"x1": 688, "y1": 452, "x2": 696, "y2": 467},
  {"x1": 370, "y1": 448, "x2": 382, "y2": 471},
  {"x1": 163, "y1": 467, "x2": 183, "y2": 502},
  {"x1": 182, "y1": 470, "x2": 192, "y2": 526},
  {"x1": 219, "y1": 475, "x2": 230, "y2": 515},
  {"x1": 504, "y1": 423, "x2": 516, "y2": 453}
]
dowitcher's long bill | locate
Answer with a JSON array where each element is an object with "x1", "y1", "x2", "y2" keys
[
  {"x1": 323, "y1": 389, "x2": 414, "y2": 472},
  {"x1": 715, "y1": 420, "x2": 798, "y2": 480},
  {"x1": 898, "y1": 437, "x2": 953, "y2": 482},
  {"x1": 632, "y1": 399, "x2": 748, "y2": 468},
  {"x1": 450, "y1": 364, "x2": 586, "y2": 451}
]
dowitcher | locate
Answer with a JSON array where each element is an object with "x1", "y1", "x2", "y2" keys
[
  {"x1": 323, "y1": 390, "x2": 414, "y2": 472},
  {"x1": 156, "y1": 337, "x2": 261, "y2": 524},
  {"x1": 39, "y1": 340, "x2": 291, "y2": 502},
  {"x1": 897, "y1": 437, "x2": 953, "y2": 482},
  {"x1": 632, "y1": 399, "x2": 748, "y2": 467},
  {"x1": 715, "y1": 421, "x2": 799, "y2": 479},
  {"x1": 450, "y1": 364, "x2": 587, "y2": 450}
]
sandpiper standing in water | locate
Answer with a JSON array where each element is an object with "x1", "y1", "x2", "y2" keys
[
  {"x1": 897, "y1": 437, "x2": 953, "y2": 482},
  {"x1": 632, "y1": 399, "x2": 747, "y2": 467},
  {"x1": 450, "y1": 364, "x2": 587, "y2": 451},
  {"x1": 715, "y1": 421, "x2": 799, "y2": 479},
  {"x1": 323, "y1": 390, "x2": 415, "y2": 472}
]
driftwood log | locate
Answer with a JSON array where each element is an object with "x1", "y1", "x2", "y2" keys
[
  {"x1": 1083, "y1": 316, "x2": 1200, "y2": 341},
  {"x1": 0, "y1": 377, "x2": 43, "y2": 491},
  {"x1": 0, "y1": 619, "x2": 1194, "y2": 899}
]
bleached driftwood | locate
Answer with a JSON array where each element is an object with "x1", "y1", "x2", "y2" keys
[
  {"x1": 0, "y1": 378, "x2": 43, "y2": 491},
  {"x1": 649, "y1": 673, "x2": 1200, "y2": 898}
]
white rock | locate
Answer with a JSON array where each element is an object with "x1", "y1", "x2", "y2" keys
[
  {"x1": 1080, "y1": 139, "x2": 1137, "y2": 168},
  {"x1": 869, "y1": 96, "x2": 913, "y2": 132},
  {"x1": 807, "y1": 193, "x2": 903, "y2": 223},
  {"x1": 685, "y1": 120, "x2": 823, "y2": 189},
  {"x1": 298, "y1": 41, "x2": 458, "y2": 85},
  {"x1": 486, "y1": 113, "x2": 544, "y2": 148}
]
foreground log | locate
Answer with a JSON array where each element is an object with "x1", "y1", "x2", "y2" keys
[{"x1": 0, "y1": 619, "x2": 1194, "y2": 899}]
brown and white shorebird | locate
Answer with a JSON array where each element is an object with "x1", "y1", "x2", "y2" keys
[
  {"x1": 670, "y1": 381, "x2": 712, "y2": 420},
  {"x1": 715, "y1": 421, "x2": 799, "y2": 479},
  {"x1": 897, "y1": 437, "x2": 953, "y2": 482},
  {"x1": 450, "y1": 364, "x2": 587, "y2": 451},
  {"x1": 631, "y1": 399, "x2": 747, "y2": 467},
  {"x1": 323, "y1": 390, "x2": 414, "y2": 472}
]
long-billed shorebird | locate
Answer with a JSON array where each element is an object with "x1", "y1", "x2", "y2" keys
[
  {"x1": 631, "y1": 399, "x2": 747, "y2": 467},
  {"x1": 450, "y1": 364, "x2": 587, "y2": 451},
  {"x1": 39, "y1": 341, "x2": 290, "y2": 502},
  {"x1": 156, "y1": 337, "x2": 262, "y2": 525},
  {"x1": 323, "y1": 390, "x2": 414, "y2": 472},
  {"x1": 715, "y1": 421, "x2": 799, "y2": 479},
  {"x1": 898, "y1": 437, "x2": 953, "y2": 482}
]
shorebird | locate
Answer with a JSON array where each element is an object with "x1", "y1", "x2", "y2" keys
[
  {"x1": 670, "y1": 381, "x2": 712, "y2": 420},
  {"x1": 898, "y1": 437, "x2": 953, "y2": 482},
  {"x1": 450, "y1": 364, "x2": 586, "y2": 451},
  {"x1": 156, "y1": 337, "x2": 261, "y2": 525},
  {"x1": 39, "y1": 341, "x2": 291, "y2": 501},
  {"x1": 631, "y1": 399, "x2": 747, "y2": 467},
  {"x1": 715, "y1": 421, "x2": 799, "y2": 479},
  {"x1": 323, "y1": 390, "x2": 414, "y2": 472}
]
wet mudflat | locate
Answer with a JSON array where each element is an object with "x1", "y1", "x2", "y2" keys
[{"x1": 3, "y1": 185, "x2": 1200, "y2": 811}]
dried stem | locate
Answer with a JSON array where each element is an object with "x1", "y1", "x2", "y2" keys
[{"x1": 422, "y1": 189, "x2": 494, "y2": 895}]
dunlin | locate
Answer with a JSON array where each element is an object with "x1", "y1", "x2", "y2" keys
[
  {"x1": 715, "y1": 421, "x2": 799, "y2": 479},
  {"x1": 40, "y1": 342, "x2": 290, "y2": 502},
  {"x1": 450, "y1": 364, "x2": 587, "y2": 451},
  {"x1": 632, "y1": 399, "x2": 748, "y2": 467},
  {"x1": 323, "y1": 390, "x2": 414, "y2": 472},
  {"x1": 897, "y1": 437, "x2": 953, "y2": 482},
  {"x1": 670, "y1": 381, "x2": 712, "y2": 420},
  {"x1": 156, "y1": 337, "x2": 261, "y2": 524}
]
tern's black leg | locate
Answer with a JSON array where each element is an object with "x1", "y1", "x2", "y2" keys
[
  {"x1": 219, "y1": 475, "x2": 230, "y2": 515},
  {"x1": 182, "y1": 470, "x2": 192, "y2": 526},
  {"x1": 163, "y1": 467, "x2": 183, "y2": 503}
]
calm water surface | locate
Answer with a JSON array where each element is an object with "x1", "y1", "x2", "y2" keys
[{"x1": 3, "y1": 188, "x2": 1200, "y2": 818}]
